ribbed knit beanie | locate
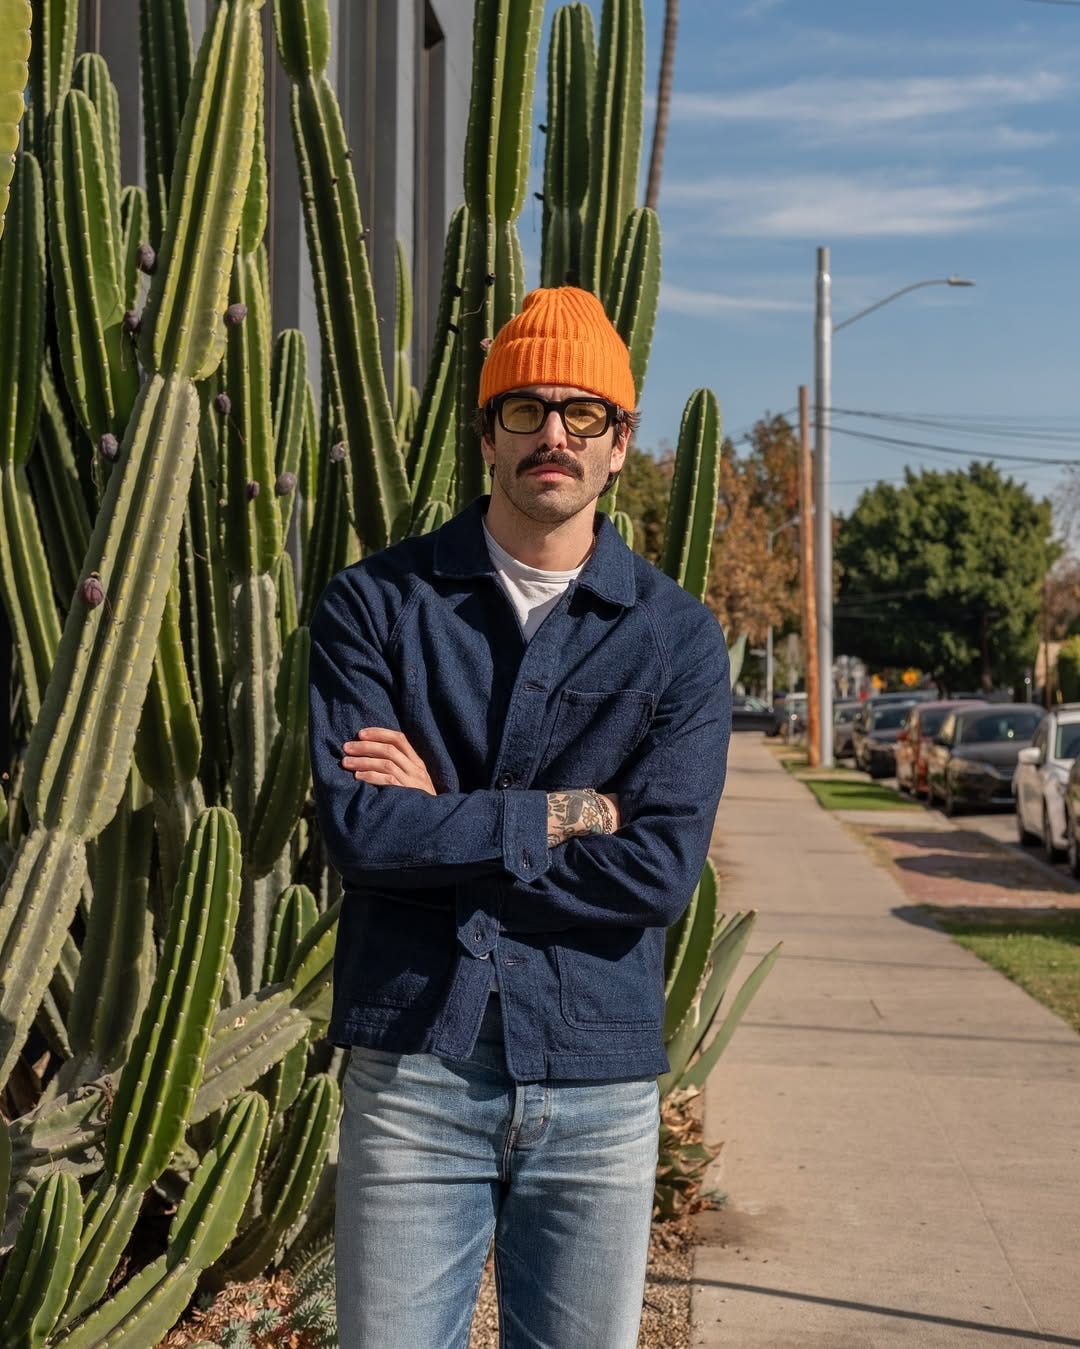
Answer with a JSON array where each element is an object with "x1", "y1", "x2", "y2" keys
[{"x1": 478, "y1": 286, "x2": 637, "y2": 411}]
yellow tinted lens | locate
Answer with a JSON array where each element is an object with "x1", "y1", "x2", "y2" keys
[
  {"x1": 500, "y1": 397, "x2": 545, "y2": 433},
  {"x1": 564, "y1": 400, "x2": 609, "y2": 436}
]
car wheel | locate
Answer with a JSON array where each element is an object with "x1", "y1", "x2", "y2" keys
[
  {"x1": 1043, "y1": 805, "x2": 1064, "y2": 863},
  {"x1": 1016, "y1": 800, "x2": 1038, "y2": 846}
]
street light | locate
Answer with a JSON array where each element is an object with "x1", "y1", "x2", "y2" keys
[
  {"x1": 765, "y1": 515, "x2": 800, "y2": 706},
  {"x1": 813, "y1": 251, "x2": 974, "y2": 767}
]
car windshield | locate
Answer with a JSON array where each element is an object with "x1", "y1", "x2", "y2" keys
[
  {"x1": 834, "y1": 704, "x2": 858, "y2": 724},
  {"x1": 1055, "y1": 722, "x2": 1080, "y2": 759},
  {"x1": 871, "y1": 704, "x2": 911, "y2": 731},
  {"x1": 919, "y1": 708, "x2": 951, "y2": 737},
  {"x1": 958, "y1": 711, "x2": 1043, "y2": 744}
]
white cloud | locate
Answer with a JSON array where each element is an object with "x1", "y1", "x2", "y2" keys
[
  {"x1": 661, "y1": 172, "x2": 1038, "y2": 238},
  {"x1": 669, "y1": 71, "x2": 1067, "y2": 131},
  {"x1": 659, "y1": 284, "x2": 806, "y2": 316}
]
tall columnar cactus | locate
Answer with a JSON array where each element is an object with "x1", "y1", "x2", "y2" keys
[
  {"x1": 0, "y1": 0, "x2": 263, "y2": 1088},
  {"x1": 138, "y1": 0, "x2": 192, "y2": 245},
  {"x1": 580, "y1": 0, "x2": 644, "y2": 304},
  {"x1": 0, "y1": 0, "x2": 32, "y2": 241},
  {"x1": 455, "y1": 0, "x2": 544, "y2": 510},
  {"x1": 393, "y1": 237, "x2": 418, "y2": 448},
  {"x1": 24, "y1": 0, "x2": 77, "y2": 159},
  {"x1": 661, "y1": 388, "x2": 722, "y2": 603},
  {"x1": 0, "y1": 1170, "x2": 82, "y2": 1346},
  {"x1": 541, "y1": 2, "x2": 595, "y2": 288},
  {"x1": 272, "y1": 0, "x2": 411, "y2": 553},
  {"x1": 0, "y1": 153, "x2": 61, "y2": 726}
]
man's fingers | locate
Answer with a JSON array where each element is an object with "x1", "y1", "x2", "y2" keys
[
  {"x1": 348, "y1": 727, "x2": 424, "y2": 767},
  {"x1": 342, "y1": 747, "x2": 413, "y2": 775}
]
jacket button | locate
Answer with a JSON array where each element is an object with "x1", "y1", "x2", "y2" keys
[
  {"x1": 522, "y1": 850, "x2": 532, "y2": 868},
  {"x1": 473, "y1": 928, "x2": 483, "y2": 943},
  {"x1": 498, "y1": 774, "x2": 514, "y2": 788}
]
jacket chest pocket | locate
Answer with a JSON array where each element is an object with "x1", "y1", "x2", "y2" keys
[{"x1": 538, "y1": 688, "x2": 655, "y2": 786}]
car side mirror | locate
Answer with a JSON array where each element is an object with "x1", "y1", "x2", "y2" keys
[{"x1": 1017, "y1": 746, "x2": 1043, "y2": 766}]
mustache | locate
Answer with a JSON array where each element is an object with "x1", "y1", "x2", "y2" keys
[{"x1": 517, "y1": 450, "x2": 582, "y2": 478}]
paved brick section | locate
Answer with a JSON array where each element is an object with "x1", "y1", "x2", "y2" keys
[
  {"x1": 846, "y1": 816, "x2": 1080, "y2": 914},
  {"x1": 692, "y1": 735, "x2": 1080, "y2": 1348}
]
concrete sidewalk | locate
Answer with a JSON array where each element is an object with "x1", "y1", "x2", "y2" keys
[{"x1": 692, "y1": 735, "x2": 1080, "y2": 1348}]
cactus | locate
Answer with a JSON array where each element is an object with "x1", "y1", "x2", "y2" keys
[
  {"x1": 0, "y1": 1, "x2": 31, "y2": 241},
  {"x1": 272, "y1": 0, "x2": 411, "y2": 553},
  {"x1": 580, "y1": 0, "x2": 644, "y2": 303},
  {"x1": 408, "y1": 204, "x2": 468, "y2": 525},
  {"x1": 24, "y1": 0, "x2": 77, "y2": 160},
  {"x1": 541, "y1": 3, "x2": 595, "y2": 288},
  {"x1": 0, "y1": 153, "x2": 61, "y2": 725},
  {"x1": 138, "y1": 0, "x2": 192, "y2": 245},
  {"x1": 0, "y1": 1171, "x2": 82, "y2": 1346},
  {"x1": 51, "y1": 1093, "x2": 268, "y2": 1349},
  {"x1": 455, "y1": 0, "x2": 544, "y2": 510},
  {"x1": 660, "y1": 388, "x2": 721, "y2": 604},
  {"x1": 247, "y1": 628, "x2": 311, "y2": 877},
  {"x1": 606, "y1": 206, "x2": 661, "y2": 400},
  {"x1": 393, "y1": 238, "x2": 418, "y2": 447}
]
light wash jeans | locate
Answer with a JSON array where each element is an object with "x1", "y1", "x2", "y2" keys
[{"x1": 335, "y1": 994, "x2": 660, "y2": 1349}]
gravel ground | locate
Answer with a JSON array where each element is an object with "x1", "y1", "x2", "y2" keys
[{"x1": 467, "y1": 1214, "x2": 693, "y2": 1348}]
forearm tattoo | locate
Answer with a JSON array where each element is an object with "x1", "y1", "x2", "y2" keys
[{"x1": 546, "y1": 789, "x2": 615, "y2": 847}]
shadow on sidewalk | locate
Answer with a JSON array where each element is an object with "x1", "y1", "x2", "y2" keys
[{"x1": 691, "y1": 1276, "x2": 1080, "y2": 1346}]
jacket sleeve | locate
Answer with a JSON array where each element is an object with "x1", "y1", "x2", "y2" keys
[
  {"x1": 492, "y1": 618, "x2": 730, "y2": 932},
  {"x1": 308, "y1": 568, "x2": 551, "y2": 890}
]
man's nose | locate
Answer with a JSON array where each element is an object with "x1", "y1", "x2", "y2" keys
[{"x1": 539, "y1": 409, "x2": 569, "y2": 448}]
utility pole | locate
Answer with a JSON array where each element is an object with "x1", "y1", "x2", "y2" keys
[
  {"x1": 799, "y1": 386, "x2": 819, "y2": 766},
  {"x1": 814, "y1": 247, "x2": 833, "y2": 767}
]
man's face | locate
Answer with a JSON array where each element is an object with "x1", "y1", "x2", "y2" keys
[{"x1": 480, "y1": 384, "x2": 630, "y2": 525}]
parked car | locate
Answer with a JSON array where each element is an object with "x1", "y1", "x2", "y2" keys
[
  {"x1": 1015, "y1": 705, "x2": 1080, "y2": 859},
  {"x1": 852, "y1": 698, "x2": 921, "y2": 778},
  {"x1": 832, "y1": 699, "x2": 862, "y2": 760},
  {"x1": 732, "y1": 695, "x2": 780, "y2": 733},
  {"x1": 926, "y1": 705, "x2": 1046, "y2": 816},
  {"x1": 895, "y1": 700, "x2": 984, "y2": 798}
]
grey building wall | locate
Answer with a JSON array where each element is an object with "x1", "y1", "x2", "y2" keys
[{"x1": 76, "y1": 0, "x2": 472, "y2": 402}]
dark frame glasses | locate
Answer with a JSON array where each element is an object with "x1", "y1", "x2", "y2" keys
[{"x1": 490, "y1": 392, "x2": 621, "y2": 439}]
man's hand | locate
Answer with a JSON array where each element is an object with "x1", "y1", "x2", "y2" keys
[{"x1": 341, "y1": 728, "x2": 437, "y2": 795}]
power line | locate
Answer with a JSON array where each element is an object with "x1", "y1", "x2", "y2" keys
[{"x1": 829, "y1": 424, "x2": 1076, "y2": 467}]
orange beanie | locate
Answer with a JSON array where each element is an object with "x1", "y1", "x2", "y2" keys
[{"x1": 478, "y1": 286, "x2": 637, "y2": 411}]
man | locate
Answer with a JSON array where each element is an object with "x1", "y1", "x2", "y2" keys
[{"x1": 309, "y1": 286, "x2": 730, "y2": 1348}]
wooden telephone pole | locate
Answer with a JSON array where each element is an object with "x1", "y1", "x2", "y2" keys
[{"x1": 799, "y1": 386, "x2": 820, "y2": 766}]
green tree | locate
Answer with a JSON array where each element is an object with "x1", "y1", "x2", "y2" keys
[
  {"x1": 836, "y1": 463, "x2": 1056, "y2": 693},
  {"x1": 617, "y1": 444, "x2": 672, "y2": 564}
]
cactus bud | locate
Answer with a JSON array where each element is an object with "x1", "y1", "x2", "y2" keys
[
  {"x1": 246, "y1": 480, "x2": 260, "y2": 501},
  {"x1": 98, "y1": 433, "x2": 119, "y2": 462},
  {"x1": 329, "y1": 442, "x2": 346, "y2": 463},
  {"x1": 224, "y1": 302, "x2": 248, "y2": 327},
  {"x1": 275, "y1": 471, "x2": 297, "y2": 496},
  {"x1": 479, "y1": 337, "x2": 494, "y2": 352},
  {"x1": 80, "y1": 576, "x2": 105, "y2": 608},
  {"x1": 135, "y1": 242, "x2": 157, "y2": 274},
  {"x1": 123, "y1": 309, "x2": 141, "y2": 334},
  {"x1": 214, "y1": 392, "x2": 232, "y2": 416}
]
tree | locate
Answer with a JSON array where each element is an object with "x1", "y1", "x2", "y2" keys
[
  {"x1": 617, "y1": 444, "x2": 673, "y2": 564},
  {"x1": 645, "y1": 0, "x2": 679, "y2": 210},
  {"x1": 836, "y1": 463, "x2": 1056, "y2": 693},
  {"x1": 704, "y1": 415, "x2": 802, "y2": 645}
]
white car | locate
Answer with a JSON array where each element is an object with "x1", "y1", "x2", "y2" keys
[{"x1": 1014, "y1": 706, "x2": 1080, "y2": 859}]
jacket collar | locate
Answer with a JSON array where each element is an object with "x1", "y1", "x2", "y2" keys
[{"x1": 431, "y1": 496, "x2": 637, "y2": 608}]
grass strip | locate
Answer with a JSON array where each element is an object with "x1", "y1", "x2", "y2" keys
[
  {"x1": 929, "y1": 909, "x2": 1080, "y2": 1034},
  {"x1": 803, "y1": 778, "x2": 921, "y2": 811}
]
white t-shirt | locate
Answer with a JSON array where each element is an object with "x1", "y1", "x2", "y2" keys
[{"x1": 482, "y1": 521, "x2": 586, "y2": 641}]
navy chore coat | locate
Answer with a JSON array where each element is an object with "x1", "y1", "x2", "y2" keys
[{"x1": 308, "y1": 496, "x2": 731, "y2": 1081}]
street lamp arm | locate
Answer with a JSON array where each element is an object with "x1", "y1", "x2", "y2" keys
[{"x1": 833, "y1": 276, "x2": 974, "y2": 334}]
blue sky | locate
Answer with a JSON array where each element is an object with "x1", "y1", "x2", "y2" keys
[{"x1": 525, "y1": 0, "x2": 1080, "y2": 519}]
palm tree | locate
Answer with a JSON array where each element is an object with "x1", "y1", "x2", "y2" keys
[{"x1": 645, "y1": 0, "x2": 679, "y2": 210}]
